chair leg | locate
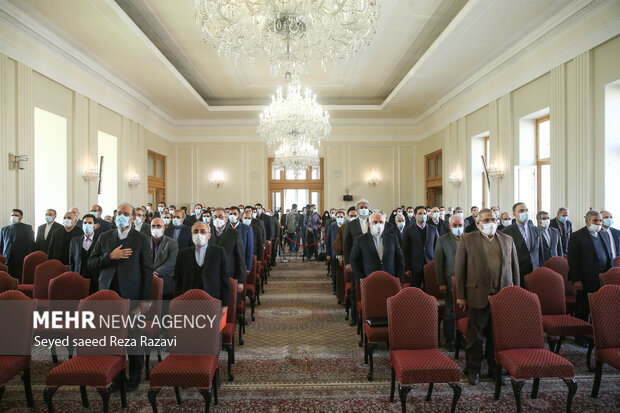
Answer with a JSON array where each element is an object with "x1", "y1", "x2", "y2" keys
[
  {"x1": 591, "y1": 360, "x2": 603, "y2": 398},
  {"x1": 363, "y1": 334, "x2": 368, "y2": 363},
  {"x1": 213, "y1": 369, "x2": 219, "y2": 405},
  {"x1": 225, "y1": 344, "x2": 234, "y2": 381},
  {"x1": 175, "y1": 386, "x2": 182, "y2": 404},
  {"x1": 449, "y1": 383, "x2": 462, "y2": 413},
  {"x1": 22, "y1": 368, "x2": 34, "y2": 407},
  {"x1": 145, "y1": 350, "x2": 151, "y2": 380},
  {"x1": 454, "y1": 332, "x2": 461, "y2": 359},
  {"x1": 398, "y1": 385, "x2": 411, "y2": 413},
  {"x1": 555, "y1": 337, "x2": 565, "y2": 353},
  {"x1": 238, "y1": 319, "x2": 245, "y2": 346},
  {"x1": 547, "y1": 336, "x2": 556, "y2": 352},
  {"x1": 66, "y1": 343, "x2": 74, "y2": 359},
  {"x1": 511, "y1": 379, "x2": 525, "y2": 413},
  {"x1": 586, "y1": 339, "x2": 595, "y2": 372},
  {"x1": 0, "y1": 386, "x2": 4, "y2": 408},
  {"x1": 564, "y1": 378, "x2": 577, "y2": 413},
  {"x1": 43, "y1": 386, "x2": 58, "y2": 413},
  {"x1": 250, "y1": 297, "x2": 256, "y2": 322},
  {"x1": 148, "y1": 388, "x2": 160, "y2": 413},
  {"x1": 531, "y1": 377, "x2": 540, "y2": 399},
  {"x1": 50, "y1": 344, "x2": 58, "y2": 364},
  {"x1": 389, "y1": 367, "x2": 396, "y2": 402},
  {"x1": 344, "y1": 296, "x2": 350, "y2": 321},
  {"x1": 80, "y1": 385, "x2": 89, "y2": 407},
  {"x1": 97, "y1": 386, "x2": 112, "y2": 413},
  {"x1": 367, "y1": 343, "x2": 377, "y2": 381},
  {"x1": 494, "y1": 365, "x2": 502, "y2": 400},
  {"x1": 426, "y1": 383, "x2": 434, "y2": 401},
  {"x1": 232, "y1": 337, "x2": 236, "y2": 364},
  {"x1": 119, "y1": 369, "x2": 127, "y2": 407},
  {"x1": 199, "y1": 388, "x2": 212, "y2": 413},
  {"x1": 157, "y1": 348, "x2": 162, "y2": 362}
]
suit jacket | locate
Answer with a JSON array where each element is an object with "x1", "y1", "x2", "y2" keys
[
  {"x1": 133, "y1": 222, "x2": 151, "y2": 237},
  {"x1": 210, "y1": 227, "x2": 246, "y2": 284},
  {"x1": 249, "y1": 221, "x2": 264, "y2": 261},
  {"x1": 164, "y1": 224, "x2": 193, "y2": 250},
  {"x1": 350, "y1": 231, "x2": 404, "y2": 282},
  {"x1": 35, "y1": 222, "x2": 63, "y2": 252},
  {"x1": 69, "y1": 234, "x2": 100, "y2": 293},
  {"x1": 94, "y1": 217, "x2": 112, "y2": 237},
  {"x1": 325, "y1": 222, "x2": 340, "y2": 259},
  {"x1": 501, "y1": 222, "x2": 542, "y2": 283},
  {"x1": 231, "y1": 222, "x2": 254, "y2": 271},
  {"x1": 87, "y1": 229, "x2": 153, "y2": 301},
  {"x1": 402, "y1": 223, "x2": 439, "y2": 275},
  {"x1": 47, "y1": 226, "x2": 84, "y2": 265},
  {"x1": 173, "y1": 245, "x2": 230, "y2": 306},
  {"x1": 454, "y1": 231, "x2": 520, "y2": 309},
  {"x1": 428, "y1": 219, "x2": 449, "y2": 236},
  {"x1": 464, "y1": 221, "x2": 478, "y2": 234},
  {"x1": 258, "y1": 213, "x2": 273, "y2": 240},
  {"x1": 152, "y1": 235, "x2": 178, "y2": 296},
  {"x1": 251, "y1": 218, "x2": 266, "y2": 250},
  {"x1": 434, "y1": 232, "x2": 460, "y2": 293},
  {"x1": 606, "y1": 227, "x2": 620, "y2": 257},
  {"x1": 0, "y1": 223, "x2": 35, "y2": 280},
  {"x1": 568, "y1": 227, "x2": 612, "y2": 293},
  {"x1": 464, "y1": 215, "x2": 476, "y2": 229},
  {"x1": 540, "y1": 226, "x2": 563, "y2": 263},
  {"x1": 550, "y1": 217, "x2": 572, "y2": 255},
  {"x1": 343, "y1": 218, "x2": 368, "y2": 265},
  {"x1": 183, "y1": 214, "x2": 200, "y2": 227},
  {"x1": 334, "y1": 222, "x2": 347, "y2": 256}
]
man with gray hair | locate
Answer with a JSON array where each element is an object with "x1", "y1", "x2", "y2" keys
[
  {"x1": 536, "y1": 210, "x2": 563, "y2": 262},
  {"x1": 550, "y1": 207, "x2": 572, "y2": 256},
  {"x1": 601, "y1": 210, "x2": 619, "y2": 259}
]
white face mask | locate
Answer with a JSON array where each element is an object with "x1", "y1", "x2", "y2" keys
[
  {"x1": 540, "y1": 219, "x2": 550, "y2": 229},
  {"x1": 163, "y1": 218, "x2": 171, "y2": 225},
  {"x1": 371, "y1": 223, "x2": 384, "y2": 236},
  {"x1": 62, "y1": 218, "x2": 73, "y2": 228},
  {"x1": 502, "y1": 219, "x2": 512, "y2": 227},
  {"x1": 213, "y1": 218, "x2": 226, "y2": 229},
  {"x1": 135, "y1": 217, "x2": 143, "y2": 225},
  {"x1": 195, "y1": 208, "x2": 202, "y2": 216},
  {"x1": 396, "y1": 221, "x2": 406, "y2": 230},
  {"x1": 10, "y1": 215, "x2": 19, "y2": 224},
  {"x1": 169, "y1": 209, "x2": 175, "y2": 214},
  {"x1": 192, "y1": 233, "x2": 208, "y2": 247},
  {"x1": 481, "y1": 222, "x2": 497, "y2": 236},
  {"x1": 91, "y1": 210, "x2": 100, "y2": 218},
  {"x1": 242, "y1": 218, "x2": 252, "y2": 226},
  {"x1": 229, "y1": 215, "x2": 239, "y2": 224},
  {"x1": 151, "y1": 228, "x2": 164, "y2": 238},
  {"x1": 416, "y1": 214, "x2": 427, "y2": 224},
  {"x1": 431, "y1": 212, "x2": 439, "y2": 220},
  {"x1": 358, "y1": 208, "x2": 369, "y2": 219},
  {"x1": 172, "y1": 218, "x2": 182, "y2": 227},
  {"x1": 407, "y1": 212, "x2": 414, "y2": 218},
  {"x1": 588, "y1": 224, "x2": 601, "y2": 233},
  {"x1": 456, "y1": 212, "x2": 464, "y2": 217},
  {"x1": 348, "y1": 215, "x2": 358, "y2": 222},
  {"x1": 45, "y1": 215, "x2": 54, "y2": 224},
  {"x1": 252, "y1": 212, "x2": 257, "y2": 219}
]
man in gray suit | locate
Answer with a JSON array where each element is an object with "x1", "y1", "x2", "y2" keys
[
  {"x1": 150, "y1": 218, "x2": 178, "y2": 300},
  {"x1": 435, "y1": 214, "x2": 465, "y2": 351},
  {"x1": 455, "y1": 208, "x2": 519, "y2": 385},
  {"x1": 501, "y1": 202, "x2": 542, "y2": 285},
  {"x1": 536, "y1": 211, "x2": 563, "y2": 263}
]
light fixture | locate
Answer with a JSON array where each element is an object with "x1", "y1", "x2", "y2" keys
[
  {"x1": 194, "y1": 0, "x2": 382, "y2": 82},
  {"x1": 128, "y1": 174, "x2": 141, "y2": 186},
  {"x1": 82, "y1": 166, "x2": 100, "y2": 182},
  {"x1": 487, "y1": 163, "x2": 504, "y2": 182},
  {"x1": 449, "y1": 171, "x2": 462, "y2": 187},
  {"x1": 8, "y1": 153, "x2": 28, "y2": 170},
  {"x1": 211, "y1": 172, "x2": 224, "y2": 187},
  {"x1": 367, "y1": 175, "x2": 383, "y2": 186},
  {"x1": 272, "y1": 141, "x2": 320, "y2": 173}
]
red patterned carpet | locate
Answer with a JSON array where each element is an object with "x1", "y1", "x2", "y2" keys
[{"x1": 2, "y1": 257, "x2": 619, "y2": 412}]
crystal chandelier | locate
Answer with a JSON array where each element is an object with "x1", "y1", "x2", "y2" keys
[
  {"x1": 194, "y1": 0, "x2": 382, "y2": 81},
  {"x1": 273, "y1": 141, "x2": 320, "y2": 172},
  {"x1": 258, "y1": 83, "x2": 330, "y2": 149}
]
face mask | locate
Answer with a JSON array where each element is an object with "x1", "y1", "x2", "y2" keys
[
  {"x1": 518, "y1": 212, "x2": 529, "y2": 223},
  {"x1": 416, "y1": 214, "x2": 427, "y2": 224},
  {"x1": 195, "y1": 208, "x2": 202, "y2": 216},
  {"x1": 440, "y1": 212, "x2": 445, "y2": 219},
  {"x1": 432, "y1": 212, "x2": 439, "y2": 220},
  {"x1": 146, "y1": 205, "x2": 151, "y2": 211},
  {"x1": 172, "y1": 218, "x2": 182, "y2": 227},
  {"x1": 502, "y1": 219, "x2": 512, "y2": 227},
  {"x1": 603, "y1": 218, "x2": 614, "y2": 227},
  {"x1": 91, "y1": 210, "x2": 99, "y2": 218},
  {"x1": 116, "y1": 214, "x2": 130, "y2": 228},
  {"x1": 358, "y1": 208, "x2": 369, "y2": 218},
  {"x1": 83, "y1": 223, "x2": 94, "y2": 235},
  {"x1": 456, "y1": 212, "x2": 464, "y2": 217},
  {"x1": 192, "y1": 233, "x2": 207, "y2": 246},
  {"x1": 371, "y1": 223, "x2": 384, "y2": 236},
  {"x1": 135, "y1": 217, "x2": 143, "y2": 225},
  {"x1": 481, "y1": 222, "x2": 497, "y2": 236},
  {"x1": 213, "y1": 218, "x2": 226, "y2": 228},
  {"x1": 451, "y1": 227, "x2": 464, "y2": 237},
  {"x1": 62, "y1": 218, "x2": 73, "y2": 228},
  {"x1": 265, "y1": 212, "x2": 271, "y2": 216},
  {"x1": 229, "y1": 215, "x2": 239, "y2": 224},
  {"x1": 169, "y1": 209, "x2": 175, "y2": 214},
  {"x1": 252, "y1": 212, "x2": 257, "y2": 219},
  {"x1": 202, "y1": 216, "x2": 211, "y2": 224},
  {"x1": 158, "y1": 207, "x2": 164, "y2": 214},
  {"x1": 256, "y1": 208, "x2": 262, "y2": 215},
  {"x1": 10, "y1": 215, "x2": 19, "y2": 224},
  {"x1": 407, "y1": 212, "x2": 414, "y2": 218},
  {"x1": 397, "y1": 221, "x2": 406, "y2": 230},
  {"x1": 151, "y1": 228, "x2": 164, "y2": 238},
  {"x1": 588, "y1": 224, "x2": 601, "y2": 233},
  {"x1": 330, "y1": 214, "x2": 336, "y2": 219},
  {"x1": 492, "y1": 210, "x2": 500, "y2": 219},
  {"x1": 559, "y1": 216, "x2": 568, "y2": 223},
  {"x1": 243, "y1": 218, "x2": 252, "y2": 226},
  {"x1": 540, "y1": 219, "x2": 550, "y2": 229},
  {"x1": 45, "y1": 215, "x2": 54, "y2": 224},
  {"x1": 163, "y1": 218, "x2": 171, "y2": 225},
  {"x1": 336, "y1": 217, "x2": 345, "y2": 225}
]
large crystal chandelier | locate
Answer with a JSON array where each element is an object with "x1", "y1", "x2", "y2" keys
[
  {"x1": 273, "y1": 140, "x2": 320, "y2": 172},
  {"x1": 258, "y1": 83, "x2": 330, "y2": 149},
  {"x1": 194, "y1": 0, "x2": 382, "y2": 81}
]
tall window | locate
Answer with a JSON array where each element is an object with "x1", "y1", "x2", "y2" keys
[
  {"x1": 98, "y1": 131, "x2": 118, "y2": 218},
  {"x1": 605, "y1": 80, "x2": 620, "y2": 209},
  {"x1": 34, "y1": 108, "x2": 67, "y2": 227},
  {"x1": 536, "y1": 116, "x2": 551, "y2": 213},
  {"x1": 148, "y1": 151, "x2": 166, "y2": 207}
]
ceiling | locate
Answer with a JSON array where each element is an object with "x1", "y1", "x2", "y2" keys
[{"x1": 7, "y1": 0, "x2": 576, "y2": 123}]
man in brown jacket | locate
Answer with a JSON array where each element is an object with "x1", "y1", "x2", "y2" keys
[{"x1": 455, "y1": 208, "x2": 520, "y2": 385}]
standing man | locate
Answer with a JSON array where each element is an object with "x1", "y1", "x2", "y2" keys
[
  {"x1": 326, "y1": 210, "x2": 346, "y2": 295},
  {"x1": 132, "y1": 207, "x2": 151, "y2": 236},
  {"x1": 428, "y1": 206, "x2": 449, "y2": 236},
  {"x1": 454, "y1": 208, "x2": 519, "y2": 385},
  {"x1": 229, "y1": 207, "x2": 254, "y2": 275},
  {"x1": 464, "y1": 206, "x2": 479, "y2": 231},
  {"x1": 391, "y1": 213, "x2": 407, "y2": 245},
  {"x1": 243, "y1": 208, "x2": 264, "y2": 263},
  {"x1": 88, "y1": 203, "x2": 153, "y2": 391},
  {"x1": 165, "y1": 210, "x2": 193, "y2": 250},
  {"x1": 90, "y1": 204, "x2": 112, "y2": 237},
  {"x1": 402, "y1": 206, "x2": 439, "y2": 288},
  {"x1": 501, "y1": 202, "x2": 542, "y2": 285},
  {"x1": 150, "y1": 217, "x2": 178, "y2": 300},
  {"x1": 550, "y1": 207, "x2": 572, "y2": 256},
  {"x1": 210, "y1": 208, "x2": 245, "y2": 297},
  {"x1": 184, "y1": 203, "x2": 204, "y2": 227},
  {"x1": 343, "y1": 200, "x2": 371, "y2": 325},
  {"x1": 47, "y1": 211, "x2": 83, "y2": 265},
  {"x1": 70, "y1": 207, "x2": 82, "y2": 228},
  {"x1": 286, "y1": 204, "x2": 300, "y2": 254},
  {"x1": 537, "y1": 211, "x2": 563, "y2": 263},
  {"x1": 303, "y1": 204, "x2": 321, "y2": 259},
  {"x1": 255, "y1": 203, "x2": 272, "y2": 242},
  {"x1": 69, "y1": 214, "x2": 99, "y2": 293},
  {"x1": 35, "y1": 209, "x2": 62, "y2": 252},
  {"x1": 601, "y1": 210, "x2": 619, "y2": 260},
  {"x1": 435, "y1": 214, "x2": 465, "y2": 351},
  {"x1": 498, "y1": 212, "x2": 512, "y2": 231},
  {"x1": 0, "y1": 209, "x2": 35, "y2": 280}
]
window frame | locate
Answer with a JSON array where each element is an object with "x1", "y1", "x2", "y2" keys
[{"x1": 536, "y1": 115, "x2": 550, "y2": 212}]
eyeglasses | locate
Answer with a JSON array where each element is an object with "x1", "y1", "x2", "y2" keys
[{"x1": 479, "y1": 217, "x2": 497, "y2": 224}]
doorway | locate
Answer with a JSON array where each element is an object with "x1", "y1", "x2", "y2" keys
[
  {"x1": 268, "y1": 158, "x2": 324, "y2": 213},
  {"x1": 148, "y1": 150, "x2": 166, "y2": 206},
  {"x1": 425, "y1": 150, "x2": 443, "y2": 206}
]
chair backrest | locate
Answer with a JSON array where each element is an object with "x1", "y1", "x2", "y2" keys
[
  {"x1": 451, "y1": 277, "x2": 467, "y2": 322},
  {"x1": 77, "y1": 290, "x2": 129, "y2": 356},
  {"x1": 423, "y1": 260, "x2": 444, "y2": 300},
  {"x1": 544, "y1": 256, "x2": 574, "y2": 296},
  {"x1": 600, "y1": 267, "x2": 620, "y2": 287},
  {"x1": 0, "y1": 271, "x2": 18, "y2": 292},
  {"x1": 614, "y1": 256, "x2": 620, "y2": 267},
  {"x1": 145, "y1": 275, "x2": 164, "y2": 320},
  {"x1": 489, "y1": 286, "x2": 545, "y2": 352},
  {"x1": 48, "y1": 272, "x2": 90, "y2": 300},
  {"x1": 265, "y1": 240, "x2": 272, "y2": 260},
  {"x1": 33, "y1": 260, "x2": 68, "y2": 299},
  {"x1": 227, "y1": 278, "x2": 238, "y2": 323},
  {"x1": 0, "y1": 262, "x2": 8, "y2": 272},
  {"x1": 246, "y1": 255, "x2": 258, "y2": 285},
  {"x1": 0, "y1": 290, "x2": 36, "y2": 355},
  {"x1": 0, "y1": 254, "x2": 6, "y2": 264},
  {"x1": 387, "y1": 287, "x2": 438, "y2": 351},
  {"x1": 589, "y1": 285, "x2": 620, "y2": 349},
  {"x1": 169, "y1": 289, "x2": 219, "y2": 354},
  {"x1": 21, "y1": 251, "x2": 47, "y2": 284},
  {"x1": 360, "y1": 271, "x2": 401, "y2": 320},
  {"x1": 524, "y1": 267, "x2": 566, "y2": 315}
]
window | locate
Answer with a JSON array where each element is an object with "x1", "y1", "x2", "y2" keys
[
  {"x1": 268, "y1": 158, "x2": 324, "y2": 212},
  {"x1": 425, "y1": 150, "x2": 443, "y2": 206},
  {"x1": 98, "y1": 131, "x2": 118, "y2": 218},
  {"x1": 605, "y1": 80, "x2": 620, "y2": 209},
  {"x1": 536, "y1": 116, "x2": 550, "y2": 213},
  {"x1": 34, "y1": 108, "x2": 67, "y2": 227},
  {"x1": 147, "y1": 151, "x2": 166, "y2": 206}
]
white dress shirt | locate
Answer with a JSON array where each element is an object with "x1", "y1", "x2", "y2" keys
[
  {"x1": 195, "y1": 244, "x2": 208, "y2": 267},
  {"x1": 44, "y1": 222, "x2": 54, "y2": 240},
  {"x1": 82, "y1": 234, "x2": 94, "y2": 251},
  {"x1": 604, "y1": 227, "x2": 617, "y2": 259},
  {"x1": 372, "y1": 233, "x2": 383, "y2": 261},
  {"x1": 117, "y1": 227, "x2": 130, "y2": 240},
  {"x1": 359, "y1": 218, "x2": 368, "y2": 234}
]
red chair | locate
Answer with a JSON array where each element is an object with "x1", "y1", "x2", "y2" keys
[
  {"x1": 0, "y1": 254, "x2": 5, "y2": 264},
  {"x1": 33, "y1": 260, "x2": 68, "y2": 307},
  {"x1": 589, "y1": 284, "x2": 620, "y2": 398},
  {"x1": 344, "y1": 263, "x2": 353, "y2": 321},
  {"x1": 544, "y1": 256, "x2": 576, "y2": 314},
  {"x1": 17, "y1": 251, "x2": 47, "y2": 297},
  {"x1": 0, "y1": 271, "x2": 18, "y2": 292},
  {"x1": 614, "y1": 256, "x2": 620, "y2": 267},
  {"x1": 360, "y1": 271, "x2": 401, "y2": 381},
  {"x1": 489, "y1": 286, "x2": 577, "y2": 413},
  {"x1": 144, "y1": 275, "x2": 164, "y2": 380},
  {"x1": 0, "y1": 262, "x2": 7, "y2": 272},
  {"x1": 600, "y1": 267, "x2": 620, "y2": 286},
  {"x1": 451, "y1": 277, "x2": 467, "y2": 359},
  {"x1": 148, "y1": 289, "x2": 220, "y2": 413},
  {"x1": 262, "y1": 240, "x2": 272, "y2": 292},
  {"x1": 387, "y1": 288, "x2": 462, "y2": 413},
  {"x1": 44, "y1": 290, "x2": 129, "y2": 413},
  {"x1": 0, "y1": 290, "x2": 36, "y2": 408},
  {"x1": 223, "y1": 278, "x2": 238, "y2": 381},
  {"x1": 245, "y1": 255, "x2": 259, "y2": 324}
]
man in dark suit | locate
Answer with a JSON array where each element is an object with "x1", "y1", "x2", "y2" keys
[
  {"x1": 536, "y1": 211, "x2": 563, "y2": 263},
  {"x1": 165, "y1": 210, "x2": 193, "y2": 250},
  {"x1": 152, "y1": 202, "x2": 166, "y2": 219},
  {"x1": 70, "y1": 207, "x2": 82, "y2": 228},
  {"x1": 173, "y1": 221, "x2": 230, "y2": 310},
  {"x1": 229, "y1": 207, "x2": 254, "y2": 275},
  {"x1": 455, "y1": 208, "x2": 520, "y2": 385},
  {"x1": 69, "y1": 214, "x2": 99, "y2": 293},
  {"x1": 350, "y1": 211, "x2": 404, "y2": 282},
  {"x1": 601, "y1": 210, "x2": 619, "y2": 260},
  {"x1": 35, "y1": 209, "x2": 62, "y2": 252},
  {"x1": 255, "y1": 203, "x2": 273, "y2": 242},
  {"x1": 211, "y1": 208, "x2": 246, "y2": 298},
  {"x1": 390, "y1": 213, "x2": 407, "y2": 245},
  {"x1": 569, "y1": 210, "x2": 612, "y2": 324},
  {"x1": 501, "y1": 202, "x2": 542, "y2": 285},
  {"x1": 428, "y1": 207, "x2": 449, "y2": 236},
  {"x1": 550, "y1": 207, "x2": 572, "y2": 256},
  {"x1": 88, "y1": 203, "x2": 153, "y2": 391},
  {"x1": 0, "y1": 209, "x2": 35, "y2": 281},
  {"x1": 405, "y1": 206, "x2": 414, "y2": 226},
  {"x1": 90, "y1": 204, "x2": 112, "y2": 237},
  {"x1": 243, "y1": 208, "x2": 264, "y2": 262},
  {"x1": 464, "y1": 206, "x2": 479, "y2": 230},
  {"x1": 343, "y1": 199, "x2": 371, "y2": 325},
  {"x1": 326, "y1": 210, "x2": 345, "y2": 294},
  {"x1": 183, "y1": 203, "x2": 204, "y2": 227},
  {"x1": 150, "y1": 218, "x2": 178, "y2": 300},
  {"x1": 402, "y1": 206, "x2": 439, "y2": 288},
  {"x1": 47, "y1": 211, "x2": 83, "y2": 265},
  {"x1": 132, "y1": 207, "x2": 151, "y2": 236},
  {"x1": 497, "y1": 212, "x2": 512, "y2": 232}
]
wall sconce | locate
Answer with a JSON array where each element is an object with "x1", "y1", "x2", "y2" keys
[
  {"x1": 128, "y1": 174, "x2": 141, "y2": 186},
  {"x1": 82, "y1": 166, "x2": 100, "y2": 182},
  {"x1": 211, "y1": 172, "x2": 224, "y2": 187},
  {"x1": 8, "y1": 153, "x2": 29, "y2": 170},
  {"x1": 367, "y1": 175, "x2": 383, "y2": 186},
  {"x1": 449, "y1": 171, "x2": 462, "y2": 187},
  {"x1": 487, "y1": 163, "x2": 504, "y2": 182}
]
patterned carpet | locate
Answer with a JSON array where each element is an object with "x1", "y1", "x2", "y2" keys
[{"x1": 2, "y1": 258, "x2": 619, "y2": 412}]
